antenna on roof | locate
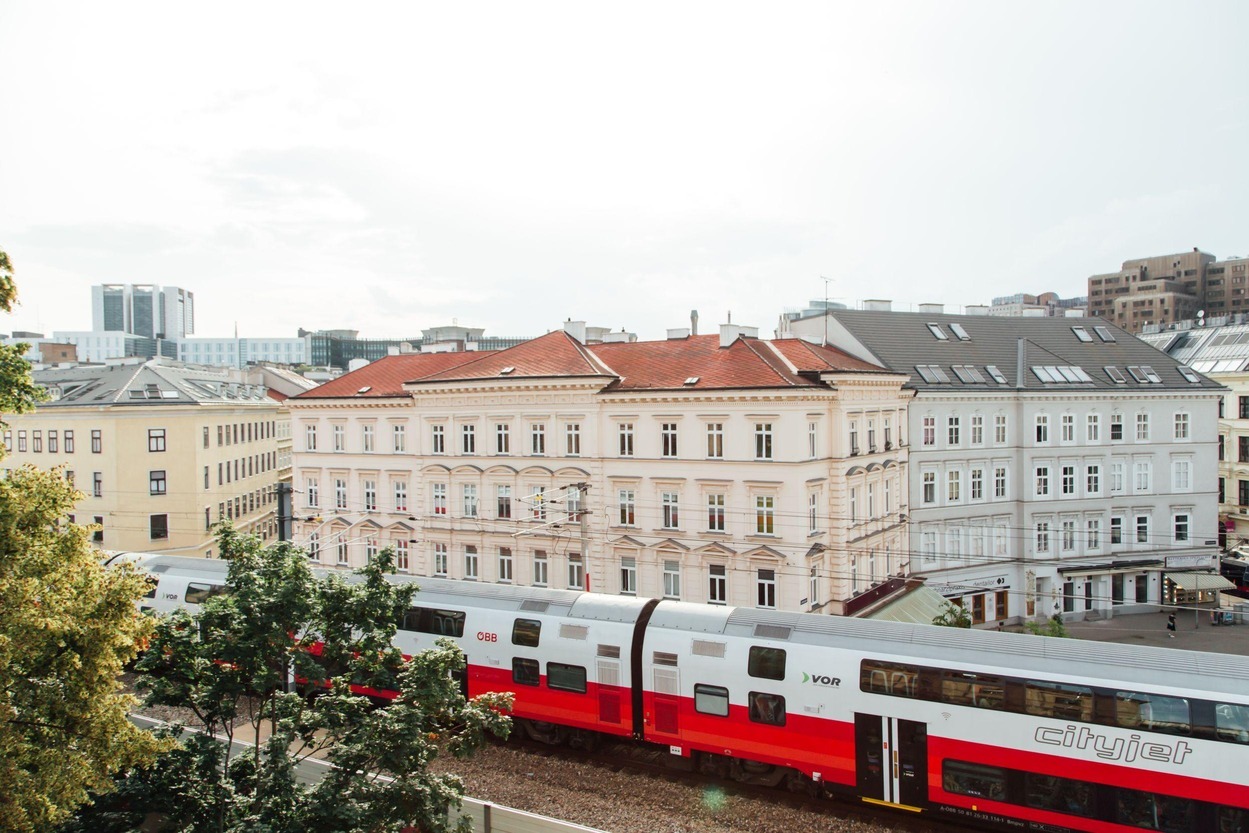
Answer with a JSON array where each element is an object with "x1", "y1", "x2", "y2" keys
[{"x1": 821, "y1": 275, "x2": 834, "y2": 346}]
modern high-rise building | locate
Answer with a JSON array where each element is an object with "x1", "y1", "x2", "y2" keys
[
  {"x1": 1087, "y1": 249, "x2": 1249, "y2": 333},
  {"x1": 91, "y1": 284, "x2": 195, "y2": 339}
]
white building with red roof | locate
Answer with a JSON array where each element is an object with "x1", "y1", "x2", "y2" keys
[{"x1": 287, "y1": 322, "x2": 912, "y2": 615}]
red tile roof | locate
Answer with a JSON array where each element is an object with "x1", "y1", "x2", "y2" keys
[
  {"x1": 294, "y1": 352, "x2": 491, "y2": 399},
  {"x1": 767, "y1": 338, "x2": 885, "y2": 373},
  {"x1": 589, "y1": 334, "x2": 841, "y2": 391},
  {"x1": 414, "y1": 330, "x2": 614, "y2": 383}
]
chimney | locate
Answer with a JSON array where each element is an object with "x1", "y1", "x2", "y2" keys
[
  {"x1": 666, "y1": 328, "x2": 691, "y2": 340},
  {"x1": 690, "y1": 309, "x2": 699, "y2": 336},
  {"x1": 563, "y1": 319, "x2": 587, "y2": 343},
  {"x1": 719, "y1": 323, "x2": 758, "y2": 348},
  {"x1": 917, "y1": 303, "x2": 944, "y2": 314},
  {"x1": 864, "y1": 299, "x2": 892, "y2": 311}
]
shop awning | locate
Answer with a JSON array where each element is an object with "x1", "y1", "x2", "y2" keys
[{"x1": 1164, "y1": 572, "x2": 1235, "y2": 592}]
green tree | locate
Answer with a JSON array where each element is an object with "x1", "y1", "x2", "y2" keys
[
  {"x1": 106, "y1": 525, "x2": 511, "y2": 833},
  {"x1": 931, "y1": 600, "x2": 972, "y2": 628},
  {"x1": 0, "y1": 247, "x2": 167, "y2": 832}
]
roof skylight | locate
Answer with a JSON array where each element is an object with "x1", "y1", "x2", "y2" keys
[
  {"x1": 985, "y1": 365, "x2": 1009, "y2": 384},
  {"x1": 949, "y1": 323, "x2": 971, "y2": 341},
  {"x1": 1072, "y1": 326, "x2": 1093, "y2": 343},
  {"x1": 926, "y1": 323, "x2": 948, "y2": 340},
  {"x1": 1104, "y1": 366, "x2": 1127, "y2": 384},
  {"x1": 1094, "y1": 326, "x2": 1116, "y2": 343}
]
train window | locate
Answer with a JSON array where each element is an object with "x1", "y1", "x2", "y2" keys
[
  {"x1": 941, "y1": 760, "x2": 1006, "y2": 801},
  {"x1": 185, "y1": 583, "x2": 227, "y2": 605},
  {"x1": 748, "y1": 691, "x2": 785, "y2": 726},
  {"x1": 400, "y1": 607, "x2": 466, "y2": 637},
  {"x1": 860, "y1": 660, "x2": 919, "y2": 697},
  {"x1": 1115, "y1": 788, "x2": 1193, "y2": 832},
  {"x1": 512, "y1": 618, "x2": 541, "y2": 647},
  {"x1": 1219, "y1": 807, "x2": 1249, "y2": 833},
  {"x1": 1216, "y1": 703, "x2": 1249, "y2": 744},
  {"x1": 694, "y1": 684, "x2": 729, "y2": 717},
  {"x1": 941, "y1": 673, "x2": 1005, "y2": 710},
  {"x1": 1024, "y1": 773, "x2": 1094, "y2": 817},
  {"x1": 547, "y1": 662, "x2": 586, "y2": 694},
  {"x1": 1025, "y1": 679, "x2": 1093, "y2": 721},
  {"x1": 1115, "y1": 691, "x2": 1191, "y2": 735},
  {"x1": 142, "y1": 575, "x2": 158, "y2": 599},
  {"x1": 512, "y1": 658, "x2": 540, "y2": 687},
  {"x1": 747, "y1": 646, "x2": 786, "y2": 681}
]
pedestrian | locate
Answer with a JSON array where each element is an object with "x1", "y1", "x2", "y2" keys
[{"x1": 1167, "y1": 612, "x2": 1176, "y2": 638}]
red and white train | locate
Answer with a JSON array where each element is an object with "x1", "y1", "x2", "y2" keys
[{"x1": 124, "y1": 553, "x2": 1249, "y2": 833}]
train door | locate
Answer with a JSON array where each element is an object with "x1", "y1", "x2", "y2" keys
[
  {"x1": 597, "y1": 649, "x2": 623, "y2": 726},
  {"x1": 854, "y1": 713, "x2": 927, "y2": 809}
]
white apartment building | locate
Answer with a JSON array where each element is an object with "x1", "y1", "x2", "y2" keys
[
  {"x1": 788, "y1": 307, "x2": 1223, "y2": 624},
  {"x1": 287, "y1": 323, "x2": 915, "y2": 616},
  {"x1": 178, "y1": 337, "x2": 307, "y2": 367}
]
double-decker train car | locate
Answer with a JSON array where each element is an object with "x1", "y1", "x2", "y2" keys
[{"x1": 120, "y1": 553, "x2": 1249, "y2": 833}]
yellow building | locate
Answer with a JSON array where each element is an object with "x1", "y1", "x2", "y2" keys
[{"x1": 3, "y1": 360, "x2": 287, "y2": 556}]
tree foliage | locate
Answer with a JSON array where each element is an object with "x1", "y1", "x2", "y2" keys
[
  {"x1": 931, "y1": 600, "x2": 972, "y2": 628},
  {"x1": 1024, "y1": 615, "x2": 1070, "y2": 638},
  {"x1": 88, "y1": 526, "x2": 512, "y2": 833},
  {"x1": 0, "y1": 246, "x2": 167, "y2": 832}
]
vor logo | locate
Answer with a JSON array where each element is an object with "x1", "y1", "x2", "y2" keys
[{"x1": 802, "y1": 672, "x2": 841, "y2": 687}]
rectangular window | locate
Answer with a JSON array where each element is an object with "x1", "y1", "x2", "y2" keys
[
  {"x1": 618, "y1": 423, "x2": 634, "y2": 457},
  {"x1": 1086, "y1": 464, "x2": 1100, "y2": 495},
  {"x1": 1110, "y1": 414, "x2": 1123, "y2": 441},
  {"x1": 922, "y1": 416, "x2": 935, "y2": 446},
  {"x1": 662, "y1": 560, "x2": 681, "y2": 598},
  {"x1": 922, "y1": 472, "x2": 936, "y2": 504},
  {"x1": 463, "y1": 485, "x2": 478, "y2": 517},
  {"x1": 1061, "y1": 414, "x2": 1074, "y2": 443},
  {"x1": 1087, "y1": 414, "x2": 1100, "y2": 442},
  {"x1": 618, "y1": 489, "x2": 635, "y2": 525},
  {"x1": 947, "y1": 416, "x2": 960, "y2": 446},
  {"x1": 432, "y1": 483, "x2": 447, "y2": 515},
  {"x1": 1136, "y1": 413, "x2": 1150, "y2": 442},
  {"x1": 620, "y1": 557, "x2": 636, "y2": 594},
  {"x1": 661, "y1": 492, "x2": 680, "y2": 529},
  {"x1": 91, "y1": 430, "x2": 102, "y2": 453},
  {"x1": 1061, "y1": 520, "x2": 1076, "y2": 551},
  {"x1": 64, "y1": 430, "x2": 74, "y2": 453},
  {"x1": 748, "y1": 692, "x2": 786, "y2": 726},
  {"x1": 533, "y1": 551, "x2": 548, "y2": 586},
  {"x1": 1174, "y1": 514, "x2": 1190, "y2": 543},
  {"x1": 850, "y1": 420, "x2": 859, "y2": 454},
  {"x1": 1035, "y1": 522, "x2": 1050, "y2": 553},
  {"x1": 884, "y1": 417, "x2": 892, "y2": 449},
  {"x1": 93, "y1": 472, "x2": 103, "y2": 498},
  {"x1": 1087, "y1": 518, "x2": 1101, "y2": 550},
  {"x1": 394, "y1": 481, "x2": 408, "y2": 513},
  {"x1": 531, "y1": 424, "x2": 546, "y2": 455},
  {"x1": 1136, "y1": 514, "x2": 1150, "y2": 544},
  {"x1": 335, "y1": 479, "x2": 347, "y2": 510},
  {"x1": 947, "y1": 470, "x2": 961, "y2": 502},
  {"x1": 1173, "y1": 460, "x2": 1191, "y2": 492},
  {"x1": 307, "y1": 479, "x2": 319, "y2": 508},
  {"x1": 754, "y1": 423, "x2": 773, "y2": 460},
  {"x1": 994, "y1": 467, "x2": 1007, "y2": 499},
  {"x1": 495, "y1": 423, "x2": 510, "y2": 454},
  {"x1": 695, "y1": 684, "x2": 730, "y2": 716},
  {"x1": 707, "y1": 493, "x2": 725, "y2": 531},
  {"x1": 433, "y1": 543, "x2": 448, "y2": 576},
  {"x1": 496, "y1": 485, "x2": 511, "y2": 519},
  {"x1": 970, "y1": 468, "x2": 983, "y2": 500},
  {"x1": 1110, "y1": 516, "x2": 1124, "y2": 545},
  {"x1": 150, "y1": 514, "x2": 169, "y2": 540},
  {"x1": 756, "y1": 569, "x2": 777, "y2": 608},
  {"x1": 565, "y1": 423, "x2": 581, "y2": 456},
  {"x1": 362, "y1": 424, "x2": 374, "y2": 452},
  {"x1": 431, "y1": 425, "x2": 445, "y2": 454},
  {"x1": 1061, "y1": 465, "x2": 1075, "y2": 495},
  {"x1": 970, "y1": 414, "x2": 983, "y2": 445},
  {"x1": 333, "y1": 424, "x2": 345, "y2": 452},
  {"x1": 994, "y1": 414, "x2": 1007, "y2": 444},
  {"x1": 1035, "y1": 415, "x2": 1049, "y2": 444},
  {"x1": 498, "y1": 547, "x2": 513, "y2": 583},
  {"x1": 708, "y1": 564, "x2": 727, "y2": 604},
  {"x1": 567, "y1": 553, "x2": 584, "y2": 589},
  {"x1": 394, "y1": 540, "x2": 410, "y2": 572},
  {"x1": 808, "y1": 492, "x2": 819, "y2": 532},
  {"x1": 808, "y1": 421, "x2": 817, "y2": 457},
  {"x1": 1134, "y1": 460, "x2": 1151, "y2": 492},
  {"x1": 392, "y1": 423, "x2": 406, "y2": 452},
  {"x1": 1174, "y1": 412, "x2": 1189, "y2": 440},
  {"x1": 149, "y1": 470, "x2": 167, "y2": 496},
  {"x1": 547, "y1": 662, "x2": 587, "y2": 694},
  {"x1": 464, "y1": 546, "x2": 479, "y2": 580},
  {"x1": 363, "y1": 480, "x2": 377, "y2": 512},
  {"x1": 461, "y1": 424, "x2": 476, "y2": 454},
  {"x1": 661, "y1": 423, "x2": 678, "y2": 458},
  {"x1": 1035, "y1": 466, "x2": 1050, "y2": 496},
  {"x1": 755, "y1": 496, "x2": 774, "y2": 535}
]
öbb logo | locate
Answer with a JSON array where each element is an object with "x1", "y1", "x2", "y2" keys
[{"x1": 802, "y1": 672, "x2": 841, "y2": 687}]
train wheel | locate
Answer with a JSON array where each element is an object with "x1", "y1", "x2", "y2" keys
[
  {"x1": 697, "y1": 752, "x2": 731, "y2": 779},
  {"x1": 785, "y1": 770, "x2": 819, "y2": 796},
  {"x1": 520, "y1": 719, "x2": 564, "y2": 746}
]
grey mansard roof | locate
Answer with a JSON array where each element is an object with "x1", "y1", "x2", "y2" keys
[
  {"x1": 809, "y1": 310, "x2": 1222, "y2": 393},
  {"x1": 33, "y1": 361, "x2": 275, "y2": 407}
]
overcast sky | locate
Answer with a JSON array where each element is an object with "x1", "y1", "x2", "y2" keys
[{"x1": 2, "y1": 1, "x2": 1246, "y2": 342}]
